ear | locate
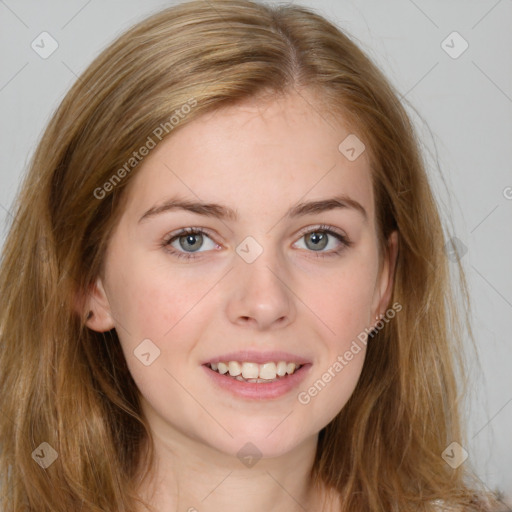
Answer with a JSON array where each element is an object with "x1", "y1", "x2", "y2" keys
[
  {"x1": 371, "y1": 230, "x2": 399, "y2": 322},
  {"x1": 78, "y1": 277, "x2": 116, "y2": 332}
]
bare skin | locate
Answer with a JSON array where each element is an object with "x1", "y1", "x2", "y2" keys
[{"x1": 84, "y1": 89, "x2": 398, "y2": 511}]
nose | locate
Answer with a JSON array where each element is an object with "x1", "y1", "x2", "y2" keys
[{"x1": 224, "y1": 246, "x2": 296, "y2": 331}]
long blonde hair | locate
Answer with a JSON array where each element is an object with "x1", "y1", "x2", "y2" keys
[{"x1": 0, "y1": 1, "x2": 499, "y2": 510}]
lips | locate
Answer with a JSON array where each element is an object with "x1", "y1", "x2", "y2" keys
[
  {"x1": 201, "y1": 350, "x2": 312, "y2": 400},
  {"x1": 202, "y1": 361, "x2": 311, "y2": 399}
]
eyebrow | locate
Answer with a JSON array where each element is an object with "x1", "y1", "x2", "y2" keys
[{"x1": 138, "y1": 194, "x2": 367, "y2": 224}]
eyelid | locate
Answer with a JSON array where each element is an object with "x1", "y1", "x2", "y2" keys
[
  {"x1": 163, "y1": 226, "x2": 217, "y2": 242},
  {"x1": 295, "y1": 223, "x2": 349, "y2": 241}
]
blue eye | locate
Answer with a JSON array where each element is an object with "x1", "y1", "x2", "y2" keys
[
  {"x1": 293, "y1": 225, "x2": 352, "y2": 257},
  {"x1": 162, "y1": 224, "x2": 351, "y2": 261},
  {"x1": 163, "y1": 228, "x2": 218, "y2": 260}
]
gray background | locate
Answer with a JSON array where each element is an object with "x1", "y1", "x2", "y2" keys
[{"x1": 0, "y1": 0, "x2": 511, "y2": 502}]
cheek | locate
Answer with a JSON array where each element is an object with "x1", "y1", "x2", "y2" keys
[
  {"x1": 298, "y1": 255, "x2": 378, "y2": 423},
  {"x1": 108, "y1": 259, "x2": 219, "y2": 390},
  {"x1": 297, "y1": 271, "x2": 373, "y2": 430},
  {"x1": 110, "y1": 264, "x2": 211, "y2": 405},
  {"x1": 304, "y1": 259, "x2": 378, "y2": 343},
  {"x1": 108, "y1": 259, "x2": 211, "y2": 342}
]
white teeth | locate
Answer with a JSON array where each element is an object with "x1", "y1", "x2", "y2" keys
[
  {"x1": 228, "y1": 361, "x2": 242, "y2": 376},
  {"x1": 237, "y1": 376, "x2": 277, "y2": 383},
  {"x1": 276, "y1": 361, "x2": 287, "y2": 377},
  {"x1": 259, "y1": 362, "x2": 277, "y2": 379},
  {"x1": 209, "y1": 360, "x2": 303, "y2": 380},
  {"x1": 217, "y1": 362, "x2": 228, "y2": 374},
  {"x1": 241, "y1": 362, "x2": 259, "y2": 379}
]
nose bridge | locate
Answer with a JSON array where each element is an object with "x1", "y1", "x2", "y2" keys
[{"x1": 225, "y1": 238, "x2": 295, "y2": 329}]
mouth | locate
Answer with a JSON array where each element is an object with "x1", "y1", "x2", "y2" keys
[
  {"x1": 201, "y1": 351, "x2": 312, "y2": 399},
  {"x1": 205, "y1": 360, "x2": 303, "y2": 384}
]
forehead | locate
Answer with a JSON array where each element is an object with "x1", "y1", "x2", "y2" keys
[{"x1": 122, "y1": 91, "x2": 375, "y2": 223}]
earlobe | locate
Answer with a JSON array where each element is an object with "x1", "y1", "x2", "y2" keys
[{"x1": 81, "y1": 277, "x2": 116, "y2": 332}]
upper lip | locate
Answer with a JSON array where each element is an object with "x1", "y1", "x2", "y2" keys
[{"x1": 202, "y1": 350, "x2": 311, "y2": 365}]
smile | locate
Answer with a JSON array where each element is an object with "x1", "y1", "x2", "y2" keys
[
  {"x1": 203, "y1": 361, "x2": 311, "y2": 400},
  {"x1": 206, "y1": 361, "x2": 302, "y2": 383}
]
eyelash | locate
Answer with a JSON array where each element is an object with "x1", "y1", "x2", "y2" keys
[{"x1": 161, "y1": 224, "x2": 352, "y2": 261}]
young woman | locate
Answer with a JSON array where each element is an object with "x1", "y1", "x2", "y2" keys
[{"x1": 0, "y1": 1, "x2": 502, "y2": 510}]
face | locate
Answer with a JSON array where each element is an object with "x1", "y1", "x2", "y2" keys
[{"x1": 85, "y1": 90, "x2": 397, "y2": 460}]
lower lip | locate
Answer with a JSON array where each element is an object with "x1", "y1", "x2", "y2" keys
[{"x1": 202, "y1": 364, "x2": 312, "y2": 400}]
